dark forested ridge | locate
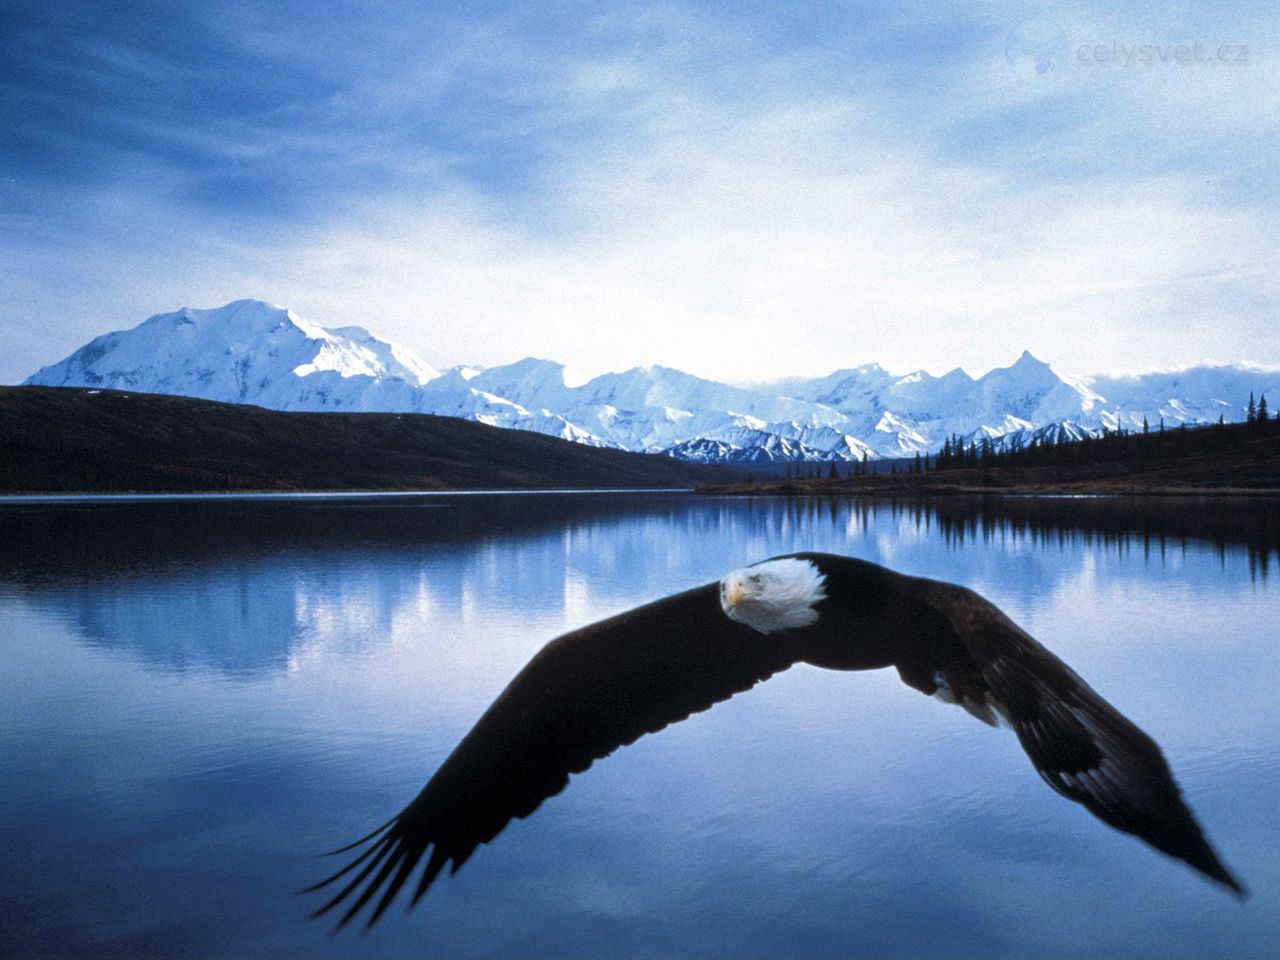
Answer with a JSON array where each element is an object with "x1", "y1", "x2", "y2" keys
[
  {"x1": 704, "y1": 410, "x2": 1280, "y2": 495},
  {"x1": 0, "y1": 387, "x2": 740, "y2": 493}
]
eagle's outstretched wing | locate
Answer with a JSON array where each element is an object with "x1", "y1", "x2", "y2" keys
[
  {"x1": 889, "y1": 567, "x2": 1245, "y2": 897},
  {"x1": 306, "y1": 582, "x2": 810, "y2": 929},
  {"x1": 309, "y1": 554, "x2": 1245, "y2": 931}
]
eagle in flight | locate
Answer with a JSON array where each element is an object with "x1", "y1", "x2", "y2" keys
[{"x1": 307, "y1": 553, "x2": 1245, "y2": 929}]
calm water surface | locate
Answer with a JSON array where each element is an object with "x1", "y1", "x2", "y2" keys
[{"x1": 0, "y1": 493, "x2": 1276, "y2": 958}]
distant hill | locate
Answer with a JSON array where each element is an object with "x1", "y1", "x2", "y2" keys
[
  {"x1": 0, "y1": 387, "x2": 740, "y2": 494},
  {"x1": 26, "y1": 298, "x2": 1280, "y2": 463},
  {"x1": 702, "y1": 417, "x2": 1280, "y2": 495}
]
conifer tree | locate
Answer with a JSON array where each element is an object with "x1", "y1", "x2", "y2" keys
[{"x1": 1247, "y1": 391, "x2": 1256, "y2": 423}]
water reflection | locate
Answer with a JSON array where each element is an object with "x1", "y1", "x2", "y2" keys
[
  {"x1": 928, "y1": 496, "x2": 1280, "y2": 578},
  {"x1": 0, "y1": 494, "x2": 1275, "y2": 676},
  {"x1": 0, "y1": 493, "x2": 1276, "y2": 959}
]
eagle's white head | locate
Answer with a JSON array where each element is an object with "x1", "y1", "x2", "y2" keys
[{"x1": 719, "y1": 557, "x2": 828, "y2": 635}]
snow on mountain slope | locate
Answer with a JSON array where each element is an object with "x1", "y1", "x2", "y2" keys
[
  {"x1": 24, "y1": 299, "x2": 1280, "y2": 463},
  {"x1": 1083, "y1": 364, "x2": 1271, "y2": 428},
  {"x1": 774, "y1": 351, "x2": 1104, "y2": 456},
  {"x1": 26, "y1": 300, "x2": 441, "y2": 411}
]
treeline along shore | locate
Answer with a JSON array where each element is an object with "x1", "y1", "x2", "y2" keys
[
  {"x1": 4, "y1": 385, "x2": 1277, "y2": 497},
  {"x1": 699, "y1": 414, "x2": 1280, "y2": 496}
]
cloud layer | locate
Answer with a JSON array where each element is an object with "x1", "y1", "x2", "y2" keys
[{"x1": 2, "y1": 0, "x2": 1277, "y2": 383}]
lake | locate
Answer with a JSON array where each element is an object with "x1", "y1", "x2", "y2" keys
[{"x1": 0, "y1": 493, "x2": 1276, "y2": 958}]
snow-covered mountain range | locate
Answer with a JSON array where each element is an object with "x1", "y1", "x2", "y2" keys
[{"x1": 25, "y1": 299, "x2": 1280, "y2": 463}]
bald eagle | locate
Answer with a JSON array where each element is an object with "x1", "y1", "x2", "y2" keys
[{"x1": 307, "y1": 553, "x2": 1244, "y2": 928}]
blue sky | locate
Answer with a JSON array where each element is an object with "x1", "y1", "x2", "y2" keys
[{"x1": 2, "y1": 0, "x2": 1277, "y2": 383}]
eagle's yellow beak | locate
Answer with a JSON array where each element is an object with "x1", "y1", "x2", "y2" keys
[{"x1": 724, "y1": 575, "x2": 747, "y2": 608}]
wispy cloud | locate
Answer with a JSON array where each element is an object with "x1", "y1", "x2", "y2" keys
[{"x1": 2, "y1": 0, "x2": 1277, "y2": 382}]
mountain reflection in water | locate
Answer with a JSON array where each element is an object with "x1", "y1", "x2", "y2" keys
[
  {"x1": 0, "y1": 494, "x2": 1274, "y2": 677},
  {"x1": 0, "y1": 493, "x2": 1275, "y2": 959}
]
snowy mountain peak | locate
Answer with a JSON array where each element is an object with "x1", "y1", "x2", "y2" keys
[
  {"x1": 502, "y1": 357, "x2": 589, "y2": 388},
  {"x1": 892, "y1": 370, "x2": 934, "y2": 386},
  {"x1": 937, "y1": 367, "x2": 975, "y2": 384},
  {"x1": 23, "y1": 299, "x2": 1280, "y2": 464},
  {"x1": 983, "y1": 349, "x2": 1053, "y2": 380},
  {"x1": 26, "y1": 299, "x2": 440, "y2": 407},
  {"x1": 152, "y1": 299, "x2": 303, "y2": 335}
]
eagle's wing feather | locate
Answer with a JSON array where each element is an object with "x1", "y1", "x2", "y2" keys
[
  {"x1": 908, "y1": 576, "x2": 1245, "y2": 896},
  {"x1": 307, "y1": 582, "x2": 808, "y2": 928},
  {"x1": 309, "y1": 553, "x2": 1244, "y2": 931}
]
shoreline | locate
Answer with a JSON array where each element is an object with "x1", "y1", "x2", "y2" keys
[
  {"x1": 696, "y1": 481, "x2": 1280, "y2": 498},
  {"x1": 9, "y1": 478, "x2": 1278, "y2": 504},
  {"x1": 0, "y1": 487, "x2": 694, "y2": 504}
]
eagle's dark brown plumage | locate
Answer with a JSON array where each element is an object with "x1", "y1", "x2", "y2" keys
[{"x1": 306, "y1": 553, "x2": 1244, "y2": 929}]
